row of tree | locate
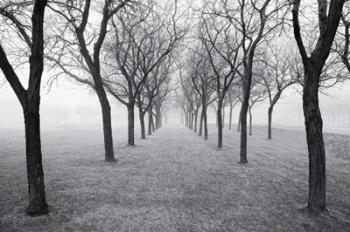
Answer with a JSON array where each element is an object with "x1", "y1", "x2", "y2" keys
[
  {"x1": 0, "y1": 0, "x2": 181, "y2": 215},
  {"x1": 177, "y1": 0, "x2": 350, "y2": 214}
]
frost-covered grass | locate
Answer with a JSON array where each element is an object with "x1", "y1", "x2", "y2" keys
[{"x1": 0, "y1": 124, "x2": 349, "y2": 231}]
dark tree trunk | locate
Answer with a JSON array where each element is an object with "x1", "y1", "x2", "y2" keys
[
  {"x1": 304, "y1": 66, "x2": 326, "y2": 213},
  {"x1": 217, "y1": 100, "x2": 223, "y2": 148},
  {"x1": 240, "y1": 81, "x2": 250, "y2": 164},
  {"x1": 0, "y1": 0, "x2": 49, "y2": 216},
  {"x1": 184, "y1": 111, "x2": 188, "y2": 127},
  {"x1": 292, "y1": 0, "x2": 346, "y2": 213},
  {"x1": 267, "y1": 105, "x2": 273, "y2": 140},
  {"x1": 249, "y1": 107, "x2": 252, "y2": 136},
  {"x1": 24, "y1": 104, "x2": 48, "y2": 216},
  {"x1": 199, "y1": 109, "x2": 204, "y2": 136},
  {"x1": 148, "y1": 107, "x2": 153, "y2": 135},
  {"x1": 203, "y1": 106, "x2": 208, "y2": 140},
  {"x1": 98, "y1": 94, "x2": 115, "y2": 161},
  {"x1": 139, "y1": 110, "x2": 146, "y2": 139},
  {"x1": 127, "y1": 103, "x2": 135, "y2": 146}
]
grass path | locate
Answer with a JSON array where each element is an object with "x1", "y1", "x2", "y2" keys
[{"x1": 0, "y1": 125, "x2": 349, "y2": 231}]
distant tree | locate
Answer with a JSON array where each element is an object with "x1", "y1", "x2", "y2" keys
[
  {"x1": 179, "y1": 67, "x2": 201, "y2": 131},
  {"x1": 188, "y1": 46, "x2": 216, "y2": 139},
  {"x1": 207, "y1": 0, "x2": 289, "y2": 162},
  {"x1": 104, "y1": 2, "x2": 182, "y2": 145},
  {"x1": 292, "y1": 0, "x2": 346, "y2": 213},
  {"x1": 248, "y1": 82, "x2": 267, "y2": 136},
  {"x1": 139, "y1": 55, "x2": 173, "y2": 138},
  {"x1": 200, "y1": 10, "x2": 242, "y2": 149},
  {"x1": 227, "y1": 84, "x2": 240, "y2": 131},
  {"x1": 0, "y1": 0, "x2": 48, "y2": 215},
  {"x1": 257, "y1": 46, "x2": 298, "y2": 139}
]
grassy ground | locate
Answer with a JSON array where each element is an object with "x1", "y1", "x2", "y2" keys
[{"x1": 0, "y1": 124, "x2": 349, "y2": 232}]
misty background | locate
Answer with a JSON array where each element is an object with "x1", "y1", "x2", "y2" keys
[{"x1": 2, "y1": 73, "x2": 350, "y2": 133}]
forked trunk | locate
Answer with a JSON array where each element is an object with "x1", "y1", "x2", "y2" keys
[
  {"x1": 303, "y1": 66, "x2": 326, "y2": 213},
  {"x1": 23, "y1": 102, "x2": 48, "y2": 216}
]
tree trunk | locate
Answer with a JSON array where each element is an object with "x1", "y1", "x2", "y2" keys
[
  {"x1": 24, "y1": 104, "x2": 48, "y2": 216},
  {"x1": 127, "y1": 103, "x2": 135, "y2": 146},
  {"x1": 199, "y1": 109, "x2": 204, "y2": 136},
  {"x1": 304, "y1": 67, "x2": 326, "y2": 213},
  {"x1": 204, "y1": 106, "x2": 208, "y2": 140},
  {"x1": 148, "y1": 107, "x2": 153, "y2": 135},
  {"x1": 240, "y1": 81, "x2": 250, "y2": 164},
  {"x1": 267, "y1": 105, "x2": 273, "y2": 140},
  {"x1": 217, "y1": 100, "x2": 223, "y2": 148},
  {"x1": 139, "y1": 110, "x2": 146, "y2": 139},
  {"x1": 249, "y1": 107, "x2": 252, "y2": 136},
  {"x1": 97, "y1": 90, "x2": 115, "y2": 162}
]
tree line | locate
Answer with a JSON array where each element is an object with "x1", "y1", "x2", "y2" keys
[
  {"x1": 177, "y1": 0, "x2": 349, "y2": 215},
  {"x1": 0, "y1": 0, "x2": 183, "y2": 216}
]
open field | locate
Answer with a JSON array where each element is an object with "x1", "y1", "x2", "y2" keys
[{"x1": 0, "y1": 125, "x2": 349, "y2": 232}]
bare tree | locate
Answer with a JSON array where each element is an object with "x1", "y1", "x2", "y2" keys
[
  {"x1": 200, "y1": 9, "x2": 241, "y2": 149},
  {"x1": 206, "y1": 0, "x2": 289, "y2": 162},
  {"x1": 0, "y1": 0, "x2": 48, "y2": 215},
  {"x1": 104, "y1": 1, "x2": 182, "y2": 145},
  {"x1": 47, "y1": 0, "x2": 132, "y2": 161},
  {"x1": 257, "y1": 46, "x2": 298, "y2": 139},
  {"x1": 292, "y1": 0, "x2": 346, "y2": 213},
  {"x1": 248, "y1": 82, "x2": 267, "y2": 136},
  {"x1": 227, "y1": 84, "x2": 240, "y2": 130},
  {"x1": 188, "y1": 46, "x2": 216, "y2": 139},
  {"x1": 138, "y1": 55, "x2": 173, "y2": 138}
]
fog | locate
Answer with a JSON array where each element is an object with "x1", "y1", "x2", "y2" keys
[{"x1": 2, "y1": 74, "x2": 350, "y2": 134}]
